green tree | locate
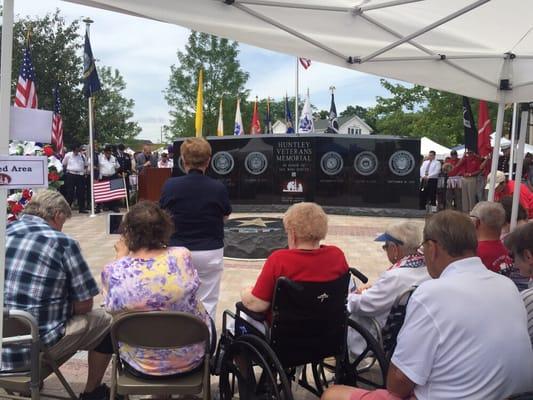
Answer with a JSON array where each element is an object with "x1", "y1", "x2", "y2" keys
[
  {"x1": 4, "y1": 10, "x2": 86, "y2": 146},
  {"x1": 340, "y1": 105, "x2": 376, "y2": 130},
  {"x1": 313, "y1": 110, "x2": 329, "y2": 120},
  {"x1": 368, "y1": 79, "x2": 509, "y2": 147},
  {"x1": 93, "y1": 66, "x2": 141, "y2": 144},
  {"x1": 1, "y1": 9, "x2": 142, "y2": 147},
  {"x1": 164, "y1": 31, "x2": 249, "y2": 138}
]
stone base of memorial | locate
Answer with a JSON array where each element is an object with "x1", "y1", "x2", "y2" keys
[{"x1": 224, "y1": 217, "x2": 286, "y2": 260}]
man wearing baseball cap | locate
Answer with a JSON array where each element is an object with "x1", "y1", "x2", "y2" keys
[{"x1": 487, "y1": 170, "x2": 533, "y2": 219}]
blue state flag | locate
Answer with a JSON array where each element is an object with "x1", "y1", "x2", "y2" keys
[
  {"x1": 83, "y1": 31, "x2": 101, "y2": 98},
  {"x1": 285, "y1": 96, "x2": 294, "y2": 134}
]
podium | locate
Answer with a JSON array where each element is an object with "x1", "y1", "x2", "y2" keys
[{"x1": 137, "y1": 167, "x2": 172, "y2": 202}]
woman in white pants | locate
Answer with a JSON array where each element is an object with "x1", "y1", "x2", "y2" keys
[{"x1": 159, "y1": 138, "x2": 232, "y2": 319}]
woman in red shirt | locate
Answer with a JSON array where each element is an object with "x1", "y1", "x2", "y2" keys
[{"x1": 241, "y1": 202, "x2": 349, "y2": 313}]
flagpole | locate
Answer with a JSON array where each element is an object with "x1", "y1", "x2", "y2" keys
[
  {"x1": 295, "y1": 57, "x2": 299, "y2": 135},
  {"x1": 509, "y1": 102, "x2": 518, "y2": 178},
  {"x1": 84, "y1": 17, "x2": 96, "y2": 218},
  {"x1": 123, "y1": 175, "x2": 130, "y2": 212}
]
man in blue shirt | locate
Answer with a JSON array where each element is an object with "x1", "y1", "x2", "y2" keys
[
  {"x1": 160, "y1": 138, "x2": 231, "y2": 318},
  {"x1": 3, "y1": 190, "x2": 112, "y2": 400}
]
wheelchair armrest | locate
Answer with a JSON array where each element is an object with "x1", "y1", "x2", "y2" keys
[
  {"x1": 235, "y1": 301, "x2": 267, "y2": 322},
  {"x1": 349, "y1": 267, "x2": 368, "y2": 284}
]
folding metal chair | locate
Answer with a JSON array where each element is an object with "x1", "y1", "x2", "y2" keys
[{"x1": 0, "y1": 309, "x2": 78, "y2": 400}]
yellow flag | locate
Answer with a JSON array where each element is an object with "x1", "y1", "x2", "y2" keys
[
  {"x1": 195, "y1": 68, "x2": 203, "y2": 137},
  {"x1": 217, "y1": 98, "x2": 224, "y2": 136}
]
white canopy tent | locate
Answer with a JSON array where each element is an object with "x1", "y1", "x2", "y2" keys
[
  {"x1": 421, "y1": 137, "x2": 450, "y2": 160},
  {"x1": 2, "y1": 0, "x2": 533, "y2": 334}
]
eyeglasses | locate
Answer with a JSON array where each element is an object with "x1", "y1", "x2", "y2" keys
[{"x1": 418, "y1": 238, "x2": 436, "y2": 251}]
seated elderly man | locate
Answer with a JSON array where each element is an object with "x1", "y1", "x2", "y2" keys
[
  {"x1": 241, "y1": 202, "x2": 349, "y2": 314},
  {"x1": 323, "y1": 210, "x2": 533, "y2": 400},
  {"x1": 489, "y1": 170, "x2": 533, "y2": 219},
  {"x1": 470, "y1": 201, "x2": 511, "y2": 273},
  {"x1": 2, "y1": 190, "x2": 113, "y2": 400},
  {"x1": 504, "y1": 223, "x2": 533, "y2": 346},
  {"x1": 471, "y1": 201, "x2": 529, "y2": 291},
  {"x1": 347, "y1": 221, "x2": 430, "y2": 357}
]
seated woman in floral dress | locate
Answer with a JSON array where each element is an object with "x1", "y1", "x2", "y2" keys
[{"x1": 101, "y1": 201, "x2": 209, "y2": 377}]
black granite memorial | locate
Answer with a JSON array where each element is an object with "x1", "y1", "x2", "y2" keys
[{"x1": 173, "y1": 134, "x2": 420, "y2": 210}]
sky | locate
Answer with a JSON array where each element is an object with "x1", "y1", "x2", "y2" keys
[{"x1": 10, "y1": 0, "x2": 397, "y2": 143}]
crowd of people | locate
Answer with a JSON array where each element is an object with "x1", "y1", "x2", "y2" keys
[
  {"x1": 61, "y1": 142, "x2": 175, "y2": 214},
  {"x1": 2, "y1": 137, "x2": 532, "y2": 399},
  {"x1": 419, "y1": 147, "x2": 533, "y2": 217}
]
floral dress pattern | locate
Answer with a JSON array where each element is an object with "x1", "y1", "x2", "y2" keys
[{"x1": 101, "y1": 247, "x2": 209, "y2": 376}]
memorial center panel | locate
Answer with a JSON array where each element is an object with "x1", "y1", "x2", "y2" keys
[{"x1": 173, "y1": 134, "x2": 420, "y2": 209}]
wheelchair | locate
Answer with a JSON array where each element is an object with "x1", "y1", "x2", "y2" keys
[{"x1": 213, "y1": 268, "x2": 391, "y2": 399}]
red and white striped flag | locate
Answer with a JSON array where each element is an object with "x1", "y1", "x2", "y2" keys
[
  {"x1": 15, "y1": 46, "x2": 38, "y2": 108},
  {"x1": 51, "y1": 86, "x2": 64, "y2": 155},
  {"x1": 94, "y1": 178, "x2": 127, "y2": 203},
  {"x1": 299, "y1": 58, "x2": 311, "y2": 70}
]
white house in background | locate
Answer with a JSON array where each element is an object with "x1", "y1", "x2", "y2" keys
[{"x1": 271, "y1": 115, "x2": 373, "y2": 135}]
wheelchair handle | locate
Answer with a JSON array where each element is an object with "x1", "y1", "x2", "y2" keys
[{"x1": 349, "y1": 267, "x2": 368, "y2": 284}]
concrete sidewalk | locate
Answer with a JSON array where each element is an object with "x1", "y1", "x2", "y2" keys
[{"x1": 20, "y1": 211, "x2": 422, "y2": 399}]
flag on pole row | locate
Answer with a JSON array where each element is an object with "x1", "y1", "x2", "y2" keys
[
  {"x1": 94, "y1": 178, "x2": 127, "y2": 203},
  {"x1": 326, "y1": 93, "x2": 339, "y2": 133},
  {"x1": 250, "y1": 97, "x2": 261, "y2": 134},
  {"x1": 83, "y1": 31, "x2": 101, "y2": 98},
  {"x1": 217, "y1": 98, "x2": 224, "y2": 136},
  {"x1": 299, "y1": 90, "x2": 314, "y2": 133},
  {"x1": 299, "y1": 58, "x2": 311, "y2": 70},
  {"x1": 15, "y1": 44, "x2": 38, "y2": 108},
  {"x1": 463, "y1": 96, "x2": 477, "y2": 152},
  {"x1": 51, "y1": 86, "x2": 64, "y2": 155},
  {"x1": 477, "y1": 100, "x2": 492, "y2": 157},
  {"x1": 195, "y1": 68, "x2": 204, "y2": 137},
  {"x1": 234, "y1": 98, "x2": 244, "y2": 136},
  {"x1": 285, "y1": 95, "x2": 294, "y2": 133}
]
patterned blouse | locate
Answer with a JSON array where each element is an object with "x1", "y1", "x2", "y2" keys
[{"x1": 102, "y1": 247, "x2": 209, "y2": 376}]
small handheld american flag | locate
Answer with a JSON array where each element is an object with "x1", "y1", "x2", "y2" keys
[
  {"x1": 15, "y1": 46, "x2": 38, "y2": 108},
  {"x1": 94, "y1": 178, "x2": 126, "y2": 203}
]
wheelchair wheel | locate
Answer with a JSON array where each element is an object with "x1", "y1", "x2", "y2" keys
[
  {"x1": 219, "y1": 334, "x2": 293, "y2": 400},
  {"x1": 342, "y1": 318, "x2": 388, "y2": 389}
]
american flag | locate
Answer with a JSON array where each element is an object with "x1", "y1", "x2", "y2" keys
[
  {"x1": 94, "y1": 178, "x2": 126, "y2": 203},
  {"x1": 299, "y1": 58, "x2": 311, "y2": 70},
  {"x1": 15, "y1": 46, "x2": 38, "y2": 108},
  {"x1": 51, "y1": 87, "x2": 64, "y2": 155}
]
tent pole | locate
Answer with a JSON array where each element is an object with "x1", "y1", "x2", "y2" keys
[
  {"x1": 510, "y1": 105, "x2": 529, "y2": 231},
  {"x1": 509, "y1": 103, "x2": 517, "y2": 178},
  {"x1": 0, "y1": 0, "x2": 15, "y2": 357},
  {"x1": 487, "y1": 100, "x2": 505, "y2": 201}
]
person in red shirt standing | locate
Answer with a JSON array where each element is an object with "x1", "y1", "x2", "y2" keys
[
  {"x1": 470, "y1": 201, "x2": 512, "y2": 273},
  {"x1": 444, "y1": 150, "x2": 462, "y2": 210},
  {"x1": 449, "y1": 149, "x2": 483, "y2": 213},
  {"x1": 241, "y1": 202, "x2": 349, "y2": 314},
  {"x1": 488, "y1": 170, "x2": 533, "y2": 219}
]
